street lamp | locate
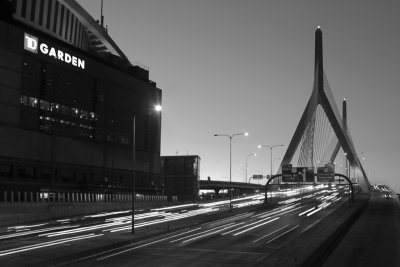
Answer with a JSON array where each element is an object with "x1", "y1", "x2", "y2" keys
[
  {"x1": 245, "y1": 153, "x2": 256, "y2": 183},
  {"x1": 214, "y1": 132, "x2": 248, "y2": 212},
  {"x1": 273, "y1": 157, "x2": 281, "y2": 175},
  {"x1": 355, "y1": 152, "x2": 365, "y2": 184},
  {"x1": 132, "y1": 104, "x2": 162, "y2": 234},
  {"x1": 257, "y1": 144, "x2": 284, "y2": 181}
]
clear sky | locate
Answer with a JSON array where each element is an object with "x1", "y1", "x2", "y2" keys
[{"x1": 78, "y1": 0, "x2": 400, "y2": 192}]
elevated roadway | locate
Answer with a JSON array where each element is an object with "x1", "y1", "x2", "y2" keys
[{"x1": 199, "y1": 180, "x2": 264, "y2": 196}]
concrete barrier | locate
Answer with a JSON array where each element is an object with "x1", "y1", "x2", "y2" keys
[{"x1": 0, "y1": 190, "x2": 174, "y2": 227}]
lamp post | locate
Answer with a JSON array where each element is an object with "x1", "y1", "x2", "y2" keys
[
  {"x1": 355, "y1": 152, "x2": 365, "y2": 185},
  {"x1": 273, "y1": 157, "x2": 281, "y2": 175},
  {"x1": 258, "y1": 144, "x2": 284, "y2": 181},
  {"x1": 214, "y1": 132, "x2": 248, "y2": 212},
  {"x1": 132, "y1": 104, "x2": 162, "y2": 234},
  {"x1": 245, "y1": 153, "x2": 256, "y2": 183}
]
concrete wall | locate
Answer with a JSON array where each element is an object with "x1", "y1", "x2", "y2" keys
[
  {"x1": 0, "y1": 201, "x2": 167, "y2": 227},
  {"x1": 0, "y1": 189, "x2": 177, "y2": 227}
]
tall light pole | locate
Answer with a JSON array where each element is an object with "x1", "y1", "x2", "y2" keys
[
  {"x1": 214, "y1": 132, "x2": 248, "y2": 212},
  {"x1": 273, "y1": 157, "x2": 281, "y2": 175},
  {"x1": 355, "y1": 152, "x2": 365, "y2": 184},
  {"x1": 132, "y1": 104, "x2": 162, "y2": 234},
  {"x1": 258, "y1": 144, "x2": 284, "y2": 181},
  {"x1": 245, "y1": 153, "x2": 256, "y2": 183}
]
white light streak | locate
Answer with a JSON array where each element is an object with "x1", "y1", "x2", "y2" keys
[
  {"x1": 0, "y1": 233, "x2": 102, "y2": 257},
  {"x1": 233, "y1": 217, "x2": 280, "y2": 236},
  {"x1": 266, "y1": 225, "x2": 300, "y2": 243},
  {"x1": 252, "y1": 224, "x2": 290, "y2": 243},
  {"x1": 97, "y1": 228, "x2": 201, "y2": 261}
]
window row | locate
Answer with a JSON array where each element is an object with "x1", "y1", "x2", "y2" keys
[
  {"x1": 20, "y1": 95, "x2": 99, "y2": 121},
  {"x1": 0, "y1": 162, "x2": 133, "y2": 187}
]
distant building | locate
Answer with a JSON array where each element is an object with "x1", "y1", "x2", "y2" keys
[
  {"x1": 0, "y1": 0, "x2": 162, "y2": 201},
  {"x1": 161, "y1": 155, "x2": 200, "y2": 202}
]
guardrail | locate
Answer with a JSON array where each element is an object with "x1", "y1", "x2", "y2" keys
[{"x1": 1, "y1": 190, "x2": 177, "y2": 203}]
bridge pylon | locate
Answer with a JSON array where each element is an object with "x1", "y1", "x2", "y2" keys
[{"x1": 280, "y1": 27, "x2": 370, "y2": 192}]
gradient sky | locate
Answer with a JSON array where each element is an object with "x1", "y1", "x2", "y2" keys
[{"x1": 78, "y1": 0, "x2": 400, "y2": 192}]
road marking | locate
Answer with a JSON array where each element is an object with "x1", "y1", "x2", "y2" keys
[
  {"x1": 252, "y1": 224, "x2": 290, "y2": 243},
  {"x1": 266, "y1": 225, "x2": 300, "y2": 243},
  {"x1": 170, "y1": 223, "x2": 236, "y2": 243},
  {"x1": 96, "y1": 227, "x2": 201, "y2": 261}
]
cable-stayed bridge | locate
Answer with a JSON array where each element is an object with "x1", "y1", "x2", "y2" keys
[{"x1": 277, "y1": 27, "x2": 370, "y2": 192}]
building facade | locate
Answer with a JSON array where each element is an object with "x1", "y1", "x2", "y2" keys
[
  {"x1": 161, "y1": 155, "x2": 200, "y2": 202},
  {"x1": 0, "y1": 0, "x2": 162, "y2": 201}
]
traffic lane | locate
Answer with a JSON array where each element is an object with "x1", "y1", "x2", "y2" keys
[
  {"x1": 75, "y1": 192, "x2": 347, "y2": 266},
  {"x1": 0, "y1": 189, "x2": 344, "y2": 266},
  {"x1": 0, "y1": 189, "x2": 335, "y2": 247},
  {"x1": 323, "y1": 191, "x2": 400, "y2": 267}
]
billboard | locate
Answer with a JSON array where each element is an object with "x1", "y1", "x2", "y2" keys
[{"x1": 317, "y1": 163, "x2": 335, "y2": 183}]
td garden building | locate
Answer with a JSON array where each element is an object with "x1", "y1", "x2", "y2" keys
[{"x1": 0, "y1": 1, "x2": 163, "y2": 202}]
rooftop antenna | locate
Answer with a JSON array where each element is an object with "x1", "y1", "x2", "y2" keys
[{"x1": 100, "y1": 0, "x2": 104, "y2": 28}]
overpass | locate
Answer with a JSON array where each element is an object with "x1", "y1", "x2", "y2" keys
[{"x1": 199, "y1": 180, "x2": 264, "y2": 196}]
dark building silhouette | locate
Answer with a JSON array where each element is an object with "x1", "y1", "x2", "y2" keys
[
  {"x1": 161, "y1": 155, "x2": 200, "y2": 202},
  {"x1": 0, "y1": 0, "x2": 162, "y2": 201}
]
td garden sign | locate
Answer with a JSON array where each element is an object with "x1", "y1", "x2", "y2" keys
[{"x1": 24, "y1": 33, "x2": 85, "y2": 70}]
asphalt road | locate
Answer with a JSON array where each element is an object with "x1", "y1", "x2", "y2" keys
[
  {"x1": 64, "y1": 188, "x2": 346, "y2": 266},
  {"x1": 0, "y1": 186, "x2": 348, "y2": 266},
  {"x1": 322, "y1": 188, "x2": 400, "y2": 267}
]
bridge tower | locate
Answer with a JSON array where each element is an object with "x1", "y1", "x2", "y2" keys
[{"x1": 280, "y1": 27, "x2": 370, "y2": 192}]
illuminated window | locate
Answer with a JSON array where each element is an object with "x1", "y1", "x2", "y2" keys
[
  {"x1": 80, "y1": 110, "x2": 89, "y2": 120},
  {"x1": 28, "y1": 97, "x2": 38, "y2": 108},
  {"x1": 71, "y1": 108, "x2": 80, "y2": 117},
  {"x1": 20, "y1": 95, "x2": 28, "y2": 106},
  {"x1": 50, "y1": 102, "x2": 60, "y2": 112},
  {"x1": 40, "y1": 100, "x2": 50, "y2": 110},
  {"x1": 89, "y1": 112, "x2": 98, "y2": 121}
]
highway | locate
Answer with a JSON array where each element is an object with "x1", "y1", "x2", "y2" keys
[
  {"x1": 0, "y1": 185, "x2": 349, "y2": 266},
  {"x1": 323, "y1": 185, "x2": 400, "y2": 266}
]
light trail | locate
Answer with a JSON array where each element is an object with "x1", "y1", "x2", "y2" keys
[
  {"x1": 39, "y1": 221, "x2": 125, "y2": 237},
  {"x1": 221, "y1": 217, "x2": 273, "y2": 235},
  {"x1": 307, "y1": 207, "x2": 322, "y2": 216},
  {"x1": 252, "y1": 224, "x2": 290, "y2": 243},
  {"x1": 96, "y1": 228, "x2": 202, "y2": 261},
  {"x1": 266, "y1": 225, "x2": 300, "y2": 243},
  {"x1": 170, "y1": 223, "x2": 237, "y2": 243},
  {"x1": 233, "y1": 217, "x2": 280, "y2": 236},
  {"x1": 0, "y1": 225, "x2": 80, "y2": 240},
  {"x1": 151, "y1": 203, "x2": 199, "y2": 212},
  {"x1": 299, "y1": 207, "x2": 316, "y2": 216},
  {"x1": 180, "y1": 223, "x2": 240, "y2": 244},
  {"x1": 0, "y1": 233, "x2": 103, "y2": 257}
]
